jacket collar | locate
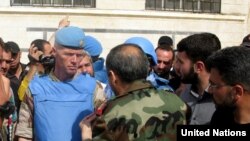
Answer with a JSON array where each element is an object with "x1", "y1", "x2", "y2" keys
[{"x1": 115, "y1": 79, "x2": 154, "y2": 99}]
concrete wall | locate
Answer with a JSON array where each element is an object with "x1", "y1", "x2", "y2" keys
[
  {"x1": 0, "y1": 0, "x2": 9, "y2": 7},
  {"x1": 221, "y1": 0, "x2": 249, "y2": 15},
  {"x1": 96, "y1": 0, "x2": 145, "y2": 10},
  {"x1": 246, "y1": 0, "x2": 250, "y2": 32},
  {"x1": 0, "y1": 0, "x2": 248, "y2": 63}
]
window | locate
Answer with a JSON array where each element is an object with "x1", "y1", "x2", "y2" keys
[
  {"x1": 146, "y1": 0, "x2": 221, "y2": 13},
  {"x1": 11, "y1": 0, "x2": 96, "y2": 7}
]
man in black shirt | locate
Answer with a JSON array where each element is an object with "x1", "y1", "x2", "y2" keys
[
  {"x1": 5, "y1": 41, "x2": 27, "y2": 112},
  {"x1": 206, "y1": 46, "x2": 250, "y2": 125}
]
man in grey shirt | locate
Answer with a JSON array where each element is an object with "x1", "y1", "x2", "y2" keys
[{"x1": 174, "y1": 33, "x2": 221, "y2": 124}]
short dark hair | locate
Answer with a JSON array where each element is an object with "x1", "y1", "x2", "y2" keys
[
  {"x1": 242, "y1": 34, "x2": 250, "y2": 43},
  {"x1": 106, "y1": 43, "x2": 149, "y2": 83},
  {"x1": 30, "y1": 39, "x2": 50, "y2": 52},
  {"x1": 2, "y1": 42, "x2": 12, "y2": 53},
  {"x1": 177, "y1": 32, "x2": 221, "y2": 63},
  {"x1": 241, "y1": 34, "x2": 250, "y2": 48},
  {"x1": 158, "y1": 36, "x2": 173, "y2": 46},
  {"x1": 206, "y1": 46, "x2": 250, "y2": 91},
  {"x1": 155, "y1": 44, "x2": 175, "y2": 60}
]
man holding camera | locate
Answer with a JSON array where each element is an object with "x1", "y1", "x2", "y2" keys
[{"x1": 17, "y1": 39, "x2": 54, "y2": 101}]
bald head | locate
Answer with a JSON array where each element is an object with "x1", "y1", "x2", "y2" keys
[{"x1": 106, "y1": 43, "x2": 149, "y2": 83}]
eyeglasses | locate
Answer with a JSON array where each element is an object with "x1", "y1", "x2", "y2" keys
[
  {"x1": 208, "y1": 82, "x2": 229, "y2": 90},
  {"x1": 209, "y1": 82, "x2": 250, "y2": 93}
]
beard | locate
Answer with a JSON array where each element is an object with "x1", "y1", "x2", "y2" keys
[
  {"x1": 156, "y1": 70, "x2": 170, "y2": 79},
  {"x1": 181, "y1": 66, "x2": 198, "y2": 84},
  {"x1": 214, "y1": 91, "x2": 237, "y2": 108}
]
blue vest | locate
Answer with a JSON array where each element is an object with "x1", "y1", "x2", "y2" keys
[{"x1": 29, "y1": 74, "x2": 96, "y2": 141}]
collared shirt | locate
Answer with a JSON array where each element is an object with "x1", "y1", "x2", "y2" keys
[
  {"x1": 15, "y1": 72, "x2": 106, "y2": 139},
  {"x1": 180, "y1": 84, "x2": 216, "y2": 125}
]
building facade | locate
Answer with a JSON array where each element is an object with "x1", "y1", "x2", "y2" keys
[{"x1": 0, "y1": 0, "x2": 249, "y2": 63}]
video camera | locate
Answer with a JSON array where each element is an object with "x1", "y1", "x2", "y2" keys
[{"x1": 39, "y1": 55, "x2": 55, "y2": 66}]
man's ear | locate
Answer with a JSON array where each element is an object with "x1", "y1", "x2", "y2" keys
[
  {"x1": 52, "y1": 47, "x2": 56, "y2": 56},
  {"x1": 194, "y1": 61, "x2": 205, "y2": 73},
  {"x1": 233, "y1": 84, "x2": 245, "y2": 102},
  {"x1": 108, "y1": 70, "x2": 117, "y2": 84}
]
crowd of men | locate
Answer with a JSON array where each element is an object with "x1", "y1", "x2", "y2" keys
[{"x1": 0, "y1": 18, "x2": 250, "y2": 141}]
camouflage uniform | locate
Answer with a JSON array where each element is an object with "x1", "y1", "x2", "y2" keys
[
  {"x1": 91, "y1": 80, "x2": 187, "y2": 141},
  {"x1": 15, "y1": 72, "x2": 106, "y2": 139}
]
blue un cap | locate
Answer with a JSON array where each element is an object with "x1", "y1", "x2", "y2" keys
[
  {"x1": 124, "y1": 37, "x2": 157, "y2": 66},
  {"x1": 55, "y1": 26, "x2": 85, "y2": 49},
  {"x1": 84, "y1": 35, "x2": 103, "y2": 57}
]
